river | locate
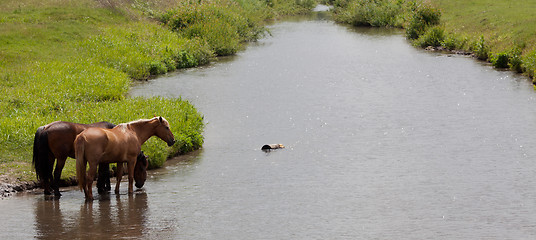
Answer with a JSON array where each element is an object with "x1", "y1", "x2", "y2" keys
[{"x1": 2, "y1": 9, "x2": 536, "y2": 239}]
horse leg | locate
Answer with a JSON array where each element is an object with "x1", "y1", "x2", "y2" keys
[
  {"x1": 85, "y1": 163, "x2": 98, "y2": 200},
  {"x1": 97, "y1": 163, "x2": 111, "y2": 194},
  {"x1": 115, "y1": 163, "x2": 124, "y2": 194},
  {"x1": 127, "y1": 160, "x2": 136, "y2": 194},
  {"x1": 52, "y1": 157, "x2": 67, "y2": 196},
  {"x1": 104, "y1": 165, "x2": 111, "y2": 192},
  {"x1": 43, "y1": 156, "x2": 55, "y2": 195}
]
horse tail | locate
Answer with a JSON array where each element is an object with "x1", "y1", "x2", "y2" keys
[
  {"x1": 32, "y1": 126, "x2": 50, "y2": 182},
  {"x1": 75, "y1": 135, "x2": 86, "y2": 192}
]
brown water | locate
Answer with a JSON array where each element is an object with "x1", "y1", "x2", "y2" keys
[{"x1": 3, "y1": 11, "x2": 536, "y2": 239}]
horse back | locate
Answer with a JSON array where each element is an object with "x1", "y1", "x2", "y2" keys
[
  {"x1": 44, "y1": 122, "x2": 81, "y2": 159},
  {"x1": 88, "y1": 121, "x2": 116, "y2": 129},
  {"x1": 106, "y1": 127, "x2": 141, "y2": 162},
  {"x1": 79, "y1": 127, "x2": 140, "y2": 164},
  {"x1": 43, "y1": 121, "x2": 116, "y2": 159}
]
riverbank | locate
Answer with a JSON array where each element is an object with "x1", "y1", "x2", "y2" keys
[
  {"x1": 0, "y1": 0, "x2": 316, "y2": 196},
  {"x1": 329, "y1": 0, "x2": 536, "y2": 80}
]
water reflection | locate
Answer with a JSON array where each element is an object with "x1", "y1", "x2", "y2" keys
[
  {"x1": 34, "y1": 193, "x2": 148, "y2": 239},
  {"x1": 34, "y1": 197, "x2": 65, "y2": 239}
]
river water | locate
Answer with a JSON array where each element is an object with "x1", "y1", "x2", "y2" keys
[{"x1": 3, "y1": 10, "x2": 536, "y2": 239}]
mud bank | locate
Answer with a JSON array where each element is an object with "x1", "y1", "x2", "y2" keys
[{"x1": 0, "y1": 178, "x2": 40, "y2": 198}]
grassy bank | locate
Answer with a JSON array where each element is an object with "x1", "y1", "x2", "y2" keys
[
  {"x1": 429, "y1": 0, "x2": 536, "y2": 78},
  {"x1": 0, "y1": 0, "x2": 315, "y2": 184},
  {"x1": 330, "y1": 0, "x2": 536, "y2": 80}
]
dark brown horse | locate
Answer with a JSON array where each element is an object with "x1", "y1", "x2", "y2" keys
[
  {"x1": 133, "y1": 151, "x2": 148, "y2": 189},
  {"x1": 76, "y1": 117, "x2": 174, "y2": 200}
]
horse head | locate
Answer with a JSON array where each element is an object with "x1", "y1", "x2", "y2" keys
[
  {"x1": 134, "y1": 152, "x2": 148, "y2": 188},
  {"x1": 154, "y1": 116, "x2": 175, "y2": 147}
]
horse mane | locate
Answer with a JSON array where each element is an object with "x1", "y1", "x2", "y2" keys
[
  {"x1": 127, "y1": 119, "x2": 148, "y2": 125},
  {"x1": 116, "y1": 123, "x2": 129, "y2": 133},
  {"x1": 126, "y1": 117, "x2": 168, "y2": 126},
  {"x1": 117, "y1": 117, "x2": 168, "y2": 132}
]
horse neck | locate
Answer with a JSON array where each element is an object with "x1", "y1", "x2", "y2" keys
[{"x1": 127, "y1": 120, "x2": 157, "y2": 145}]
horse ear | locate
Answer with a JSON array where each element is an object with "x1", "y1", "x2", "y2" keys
[{"x1": 159, "y1": 116, "x2": 163, "y2": 123}]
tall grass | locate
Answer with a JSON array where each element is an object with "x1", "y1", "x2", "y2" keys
[
  {"x1": 80, "y1": 22, "x2": 213, "y2": 80},
  {"x1": 332, "y1": 0, "x2": 409, "y2": 27},
  {"x1": 405, "y1": 2, "x2": 441, "y2": 40},
  {"x1": 159, "y1": 0, "x2": 270, "y2": 56},
  {"x1": 266, "y1": 0, "x2": 317, "y2": 15},
  {"x1": 525, "y1": 51, "x2": 536, "y2": 79}
]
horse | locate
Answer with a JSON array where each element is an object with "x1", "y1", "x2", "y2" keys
[
  {"x1": 33, "y1": 121, "x2": 116, "y2": 196},
  {"x1": 32, "y1": 121, "x2": 149, "y2": 196},
  {"x1": 75, "y1": 116, "x2": 175, "y2": 200}
]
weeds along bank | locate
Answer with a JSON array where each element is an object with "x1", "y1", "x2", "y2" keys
[
  {"x1": 329, "y1": 0, "x2": 536, "y2": 81},
  {"x1": 0, "y1": 0, "x2": 316, "y2": 183}
]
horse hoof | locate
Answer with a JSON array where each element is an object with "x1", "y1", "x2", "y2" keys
[
  {"x1": 54, "y1": 191, "x2": 62, "y2": 197},
  {"x1": 98, "y1": 189, "x2": 110, "y2": 195}
]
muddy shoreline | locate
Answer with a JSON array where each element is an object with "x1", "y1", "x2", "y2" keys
[
  {"x1": 0, "y1": 175, "x2": 82, "y2": 198},
  {"x1": 0, "y1": 178, "x2": 40, "y2": 198}
]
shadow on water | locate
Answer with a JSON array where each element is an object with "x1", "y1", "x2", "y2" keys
[{"x1": 34, "y1": 192, "x2": 149, "y2": 239}]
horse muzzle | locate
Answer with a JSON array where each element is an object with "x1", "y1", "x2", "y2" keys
[{"x1": 167, "y1": 139, "x2": 175, "y2": 147}]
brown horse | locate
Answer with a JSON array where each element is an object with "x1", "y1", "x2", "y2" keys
[
  {"x1": 75, "y1": 117, "x2": 175, "y2": 200},
  {"x1": 33, "y1": 121, "x2": 116, "y2": 196},
  {"x1": 33, "y1": 121, "x2": 149, "y2": 196}
]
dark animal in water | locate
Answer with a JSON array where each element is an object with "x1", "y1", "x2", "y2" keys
[
  {"x1": 33, "y1": 121, "x2": 116, "y2": 196},
  {"x1": 76, "y1": 117, "x2": 174, "y2": 200},
  {"x1": 261, "y1": 144, "x2": 285, "y2": 151},
  {"x1": 134, "y1": 151, "x2": 148, "y2": 189}
]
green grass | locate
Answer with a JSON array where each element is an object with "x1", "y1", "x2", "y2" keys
[
  {"x1": 0, "y1": 0, "x2": 128, "y2": 66},
  {"x1": 79, "y1": 22, "x2": 213, "y2": 79},
  {"x1": 0, "y1": 0, "x2": 315, "y2": 183},
  {"x1": 159, "y1": 0, "x2": 315, "y2": 56},
  {"x1": 430, "y1": 0, "x2": 536, "y2": 53},
  {"x1": 331, "y1": 0, "x2": 410, "y2": 27},
  {"x1": 429, "y1": 0, "x2": 536, "y2": 79}
]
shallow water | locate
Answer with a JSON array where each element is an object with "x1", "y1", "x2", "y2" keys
[{"x1": 3, "y1": 12, "x2": 536, "y2": 239}]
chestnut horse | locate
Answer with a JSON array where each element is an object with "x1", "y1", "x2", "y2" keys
[
  {"x1": 75, "y1": 117, "x2": 175, "y2": 200},
  {"x1": 33, "y1": 121, "x2": 116, "y2": 196}
]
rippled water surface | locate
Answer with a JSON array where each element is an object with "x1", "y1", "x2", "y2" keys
[{"x1": 3, "y1": 12, "x2": 536, "y2": 239}]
